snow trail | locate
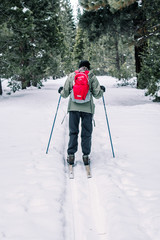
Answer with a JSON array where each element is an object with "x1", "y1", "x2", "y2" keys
[
  {"x1": 62, "y1": 112, "x2": 108, "y2": 240},
  {"x1": 65, "y1": 159, "x2": 108, "y2": 240},
  {"x1": 1, "y1": 76, "x2": 160, "y2": 240},
  {"x1": 88, "y1": 177, "x2": 107, "y2": 237}
]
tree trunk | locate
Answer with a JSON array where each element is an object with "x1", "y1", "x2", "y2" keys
[
  {"x1": 21, "y1": 77, "x2": 27, "y2": 89},
  {"x1": 135, "y1": 44, "x2": 143, "y2": 88},
  {"x1": 134, "y1": 37, "x2": 148, "y2": 88},
  {"x1": 133, "y1": 1, "x2": 147, "y2": 88},
  {"x1": 115, "y1": 36, "x2": 121, "y2": 79},
  {"x1": 0, "y1": 79, "x2": 2, "y2": 95}
]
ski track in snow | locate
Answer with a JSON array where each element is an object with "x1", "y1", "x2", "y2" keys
[
  {"x1": 1, "y1": 76, "x2": 160, "y2": 240},
  {"x1": 62, "y1": 115, "x2": 108, "y2": 240},
  {"x1": 65, "y1": 163, "x2": 107, "y2": 240},
  {"x1": 62, "y1": 77, "x2": 160, "y2": 240},
  {"x1": 64, "y1": 160, "x2": 108, "y2": 240}
]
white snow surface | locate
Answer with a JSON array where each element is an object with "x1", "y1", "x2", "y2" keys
[{"x1": 1, "y1": 76, "x2": 160, "y2": 240}]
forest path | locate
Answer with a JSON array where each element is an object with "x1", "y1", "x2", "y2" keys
[
  {"x1": 1, "y1": 76, "x2": 160, "y2": 240},
  {"x1": 64, "y1": 155, "x2": 108, "y2": 240}
]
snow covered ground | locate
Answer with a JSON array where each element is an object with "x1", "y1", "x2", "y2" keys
[{"x1": 0, "y1": 76, "x2": 160, "y2": 240}]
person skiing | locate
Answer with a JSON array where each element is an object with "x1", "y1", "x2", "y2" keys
[{"x1": 58, "y1": 60, "x2": 105, "y2": 166}]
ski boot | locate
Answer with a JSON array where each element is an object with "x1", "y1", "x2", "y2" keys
[
  {"x1": 67, "y1": 155, "x2": 75, "y2": 165},
  {"x1": 82, "y1": 155, "x2": 90, "y2": 166}
]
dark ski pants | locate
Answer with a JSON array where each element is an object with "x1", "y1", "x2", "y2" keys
[{"x1": 67, "y1": 111, "x2": 93, "y2": 156}]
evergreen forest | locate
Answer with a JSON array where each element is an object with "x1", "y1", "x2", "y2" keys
[{"x1": 0, "y1": 0, "x2": 160, "y2": 100}]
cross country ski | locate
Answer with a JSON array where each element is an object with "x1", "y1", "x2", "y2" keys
[
  {"x1": 68, "y1": 164, "x2": 74, "y2": 179},
  {"x1": 68, "y1": 163, "x2": 92, "y2": 179},
  {"x1": 85, "y1": 165, "x2": 92, "y2": 178}
]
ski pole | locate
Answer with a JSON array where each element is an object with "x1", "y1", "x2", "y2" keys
[
  {"x1": 102, "y1": 95, "x2": 115, "y2": 158},
  {"x1": 46, "y1": 95, "x2": 61, "y2": 154}
]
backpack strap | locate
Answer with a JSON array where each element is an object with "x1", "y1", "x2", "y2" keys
[{"x1": 75, "y1": 70, "x2": 89, "y2": 74}]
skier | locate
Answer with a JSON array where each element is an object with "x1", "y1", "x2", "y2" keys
[{"x1": 58, "y1": 60, "x2": 105, "y2": 166}]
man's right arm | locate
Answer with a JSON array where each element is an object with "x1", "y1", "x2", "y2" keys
[{"x1": 91, "y1": 75, "x2": 104, "y2": 99}]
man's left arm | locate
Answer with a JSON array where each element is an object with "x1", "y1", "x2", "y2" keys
[{"x1": 58, "y1": 74, "x2": 73, "y2": 98}]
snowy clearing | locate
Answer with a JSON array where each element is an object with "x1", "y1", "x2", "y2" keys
[{"x1": 0, "y1": 76, "x2": 160, "y2": 240}]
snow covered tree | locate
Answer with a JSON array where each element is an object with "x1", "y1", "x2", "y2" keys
[
  {"x1": 137, "y1": 0, "x2": 160, "y2": 100},
  {"x1": 79, "y1": 0, "x2": 160, "y2": 99},
  {"x1": 73, "y1": 27, "x2": 85, "y2": 63},
  {"x1": 0, "y1": 0, "x2": 77, "y2": 87},
  {"x1": 0, "y1": 0, "x2": 63, "y2": 90},
  {"x1": 79, "y1": 0, "x2": 137, "y2": 11},
  {"x1": 45, "y1": 0, "x2": 76, "y2": 79},
  {"x1": 78, "y1": 0, "x2": 108, "y2": 10},
  {"x1": 59, "y1": 0, "x2": 76, "y2": 74},
  {"x1": 138, "y1": 40, "x2": 160, "y2": 98}
]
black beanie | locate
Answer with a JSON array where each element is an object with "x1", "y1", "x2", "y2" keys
[{"x1": 79, "y1": 60, "x2": 91, "y2": 70}]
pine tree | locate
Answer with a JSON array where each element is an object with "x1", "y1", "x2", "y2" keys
[
  {"x1": 78, "y1": 0, "x2": 147, "y2": 88},
  {"x1": 59, "y1": 0, "x2": 76, "y2": 74},
  {"x1": 73, "y1": 27, "x2": 85, "y2": 63},
  {"x1": 45, "y1": 0, "x2": 76, "y2": 79},
  {"x1": 79, "y1": 4, "x2": 135, "y2": 77},
  {"x1": 0, "y1": 0, "x2": 63, "y2": 91},
  {"x1": 79, "y1": 0, "x2": 136, "y2": 11},
  {"x1": 79, "y1": 0, "x2": 108, "y2": 10},
  {"x1": 137, "y1": 0, "x2": 160, "y2": 100}
]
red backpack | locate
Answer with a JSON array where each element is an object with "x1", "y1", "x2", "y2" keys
[{"x1": 72, "y1": 70, "x2": 90, "y2": 101}]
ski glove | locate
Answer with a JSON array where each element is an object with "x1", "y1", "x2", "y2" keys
[
  {"x1": 58, "y1": 86, "x2": 63, "y2": 94},
  {"x1": 100, "y1": 85, "x2": 106, "y2": 92}
]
